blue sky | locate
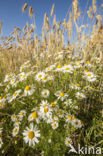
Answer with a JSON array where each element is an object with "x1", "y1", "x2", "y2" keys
[{"x1": 0, "y1": 0, "x2": 102, "y2": 37}]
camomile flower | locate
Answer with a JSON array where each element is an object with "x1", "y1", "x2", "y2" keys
[
  {"x1": 40, "y1": 100, "x2": 49, "y2": 108},
  {"x1": 55, "y1": 91, "x2": 68, "y2": 101},
  {"x1": 51, "y1": 116, "x2": 59, "y2": 123},
  {"x1": 48, "y1": 75, "x2": 54, "y2": 81},
  {"x1": 50, "y1": 101, "x2": 59, "y2": 111},
  {"x1": 18, "y1": 110, "x2": 26, "y2": 120},
  {"x1": 10, "y1": 78, "x2": 17, "y2": 87},
  {"x1": 74, "y1": 63, "x2": 82, "y2": 69},
  {"x1": 64, "y1": 99, "x2": 72, "y2": 106},
  {"x1": 18, "y1": 72, "x2": 27, "y2": 81},
  {"x1": 62, "y1": 65, "x2": 74, "y2": 73},
  {"x1": 65, "y1": 137, "x2": 72, "y2": 147},
  {"x1": 39, "y1": 101, "x2": 52, "y2": 119},
  {"x1": 8, "y1": 89, "x2": 21, "y2": 103},
  {"x1": 69, "y1": 83, "x2": 80, "y2": 90},
  {"x1": 84, "y1": 71, "x2": 96, "y2": 82},
  {"x1": 58, "y1": 109, "x2": 64, "y2": 118},
  {"x1": 85, "y1": 61, "x2": 92, "y2": 67},
  {"x1": 11, "y1": 114, "x2": 18, "y2": 122},
  {"x1": 12, "y1": 126, "x2": 19, "y2": 137},
  {"x1": 76, "y1": 92, "x2": 86, "y2": 99},
  {"x1": 72, "y1": 119, "x2": 83, "y2": 128},
  {"x1": 14, "y1": 120, "x2": 21, "y2": 126},
  {"x1": 41, "y1": 89, "x2": 50, "y2": 98},
  {"x1": 24, "y1": 85, "x2": 35, "y2": 96},
  {"x1": 55, "y1": 65, "x2": 62, "y2": 72},
  {"x1": 40, "y1": 104, "x2": 52, "y2": 119},
  {"x1": 4, "y1": 73, "x2": 14, "y2": 82},
  {"x1": 23, "y1": 123, "x2": 40, "y2": 146},
  {"x1": 28, "y1": 111, "x2": 39, "y2": 123},
  {"x1": 65, "y1": 114, "x2": 72, "y2": 123},
  {"x1": 45, "y1": 66, "x2": 53, "y2": 72},
  {"x1": 42, "y1": 75, "x2": 48, "y2": 83},
  {"x1": 51, "y1": 121, "x2": 59, "y2": 130},
  {"x1": 35, "y1": 72, "x2": 46, "y2": 81}
]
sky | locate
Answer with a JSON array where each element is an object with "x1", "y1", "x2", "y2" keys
[{"x1": 0, "y1": 0, "x2": 102, "y2": 37}]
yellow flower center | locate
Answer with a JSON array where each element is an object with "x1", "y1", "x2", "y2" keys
[
  {"x1": 76, "y1": 65, "x2": 79, "y2": 67},
  {"x1": 32, "y1": 112, "x2": 37, "y2": 119},
  {"x1": 43, "y1": 77, "x2": 47, "y2": 80},
  {"x1": 87, "y1": 73, "x2": 91, "y2": 77},
  {"x1": 86, "y1": 61, "x2": 90, "y2": 64},
  {"x1": 57, "y1": 65, "x2": 61, "y2": 68},
  {"x1": 44, "y1": 108, "x2": 48, "y2": 113},
  {"x1": 0, "y1": 96, "x2": 2, "y2": 100},
  {"x1": 43, "y1": 104, "x2": 47, "y2": 108},
  {"x1": 72, "y1": 115, "x2": 76, "y2": 120},
  {"x1": 75, "y1": 121, "x2": 79, "y2": 125},
  {"x1": 76, "y1": 84, "x2": 80, "y2": 87},
  {"x1": 53, "y1": 123, "x2": 57, "y2": 127},
  {"x1": 47, "y1": 68, "x2": 50, "y2": 71},
  {"x1": 68, "y1": 115, "x2": 72, "y2": 120},
  {"x1": 25, "y1": 86, "x2": 31, "y2": 91},
  {"x1": 16, "y1": 120, "x2": 19, "y2": 123},
  {"x1": 44, "y1": 92, "x2": 47, "y2": 95},
  {"x1": 60, "y1": 92, "x2": 64, "y2": 97},
  {"x1": 20, "y1": 112, "x2": 24, "y2": 116},
  {"x1": 65, "y1": 67, "x2": 70, "y2": 70},
  {"x1": 14, "y1": 92, "x2": 18, "y2": 97},
  {"x1": 38, "y1": 75, "x2": 42, "y2": 78},
  {"x1": 77, "y1": 61, "x2": 80, "y2": 63},
  {"x1": 14, "y1": 128, "x2": 18, "y2": 133},
  {"x1": 28, "y1": 131, "x2": 35, "y2": 139},
  {"x1": 66, "y1": 140, "x2": 70, "y2": 145},
  {"x1": 51, "y1": 102, "x2": 56, "y2": 107}
]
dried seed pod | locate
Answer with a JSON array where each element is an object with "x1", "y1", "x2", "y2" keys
[{"x1": 22, "y1": 3, "x2": 28, "y2": 12}]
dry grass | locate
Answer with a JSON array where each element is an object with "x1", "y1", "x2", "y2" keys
[{"x1": 0, "y1": 0, "x2": 103, "y2": 77}]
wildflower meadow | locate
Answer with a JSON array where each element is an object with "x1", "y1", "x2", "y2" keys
[{"x1": 0, "y1": 0, "x2": 103, "y2": 155}]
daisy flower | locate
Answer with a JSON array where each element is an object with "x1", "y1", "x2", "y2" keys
[
  {"x1": 48, "y1": 75, "x2": 54, "y2": 81},
  {"x1": 24, "y1": 85, "x2": 35, "y2": 96},
  {"x1": 51, "y1": 121, "x2": 59, "y2": 130},
  {"x1": 18, "y1": 110, "x2": 26, "y2": 120},
  {"x1": 41, "y1": 89, "x2": 50, "y2": 98},
  {"x1": 58, "y1": 109, "x2": 64, "y2": 118},
  {"x1": 12, "y1": 126, "x2": 19, "y2": 137},
  {"x1": 18, "y1": 72, "x2": 27, "y2": 81},
  {"x1": 14, "y1": 120, "x2": 21, "y2": 127},
  {"x1": 28, "y1": 111, "x2": 39, "y2": 123},
  {"x1": 85, "y1": 61, "x2": 92, "y2": 67},
  {"x1": 74, "y1": 63, "x2": 82, "y2": 69},
  {"x1": 11, "y1": 114, "x2": 18, "y2": 122},
  {"x1": 55, "y1": 65, "x2": 62, "y2": 72},
  {"x1": 62, "y1": 65, "x2": 74, "y2": 73},
  {"x1": 64, "y1": 99, "x2": 72, "y2": 106},
  {"x1": 55, "y1": 91, "x2": 68, "y2": 101},
  {"x1": 23, "y1": 123, "x2": 40, "y2": 146},
  {"x1": 39, "y1": 101, "x2": 52, "y2": 119},
  {"x1": 69, "y1": 83, "x2": 80, "y2": 90},
  {"x1": 65, "y1": 114, "x2": 72, "y2": 123},
  {"x1": 76, "y1": 92, "x2": 86, "y2": 99},
  {"x1": 8, "y1": 89, "x2": 21, "y2": 103},
  {"x1": 35, "y1": 72, "x2": 46, "y2": 81},
  {"x1": 4, "y1": 73, "x2": 14, "y2": 82},
  {"x1": 84, "y1": 71, "x2": 96, "y2": 82},
  {"x1": 72, "y1": 119, "x2": 83, "y2": 128},
  {"x1": 65, "y1": 137, "x2": 72, "y2": 147},
  {"x1": 10, "y1": 78, "x2": 18, "y2": 87}
]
